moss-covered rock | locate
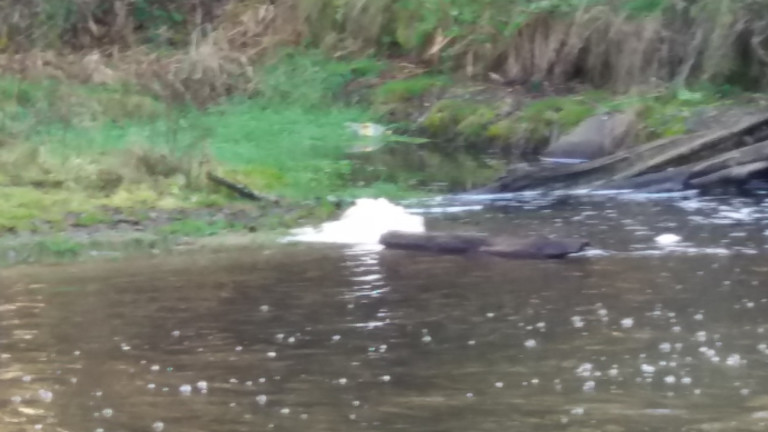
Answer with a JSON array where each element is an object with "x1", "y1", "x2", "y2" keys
[{"x1": 421, "y1": 99, "x2": 489, "y2": 135}]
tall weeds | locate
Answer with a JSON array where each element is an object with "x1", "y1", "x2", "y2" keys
[{"x1": 0, "y1": 0, "x2": 766, "y2": 105}]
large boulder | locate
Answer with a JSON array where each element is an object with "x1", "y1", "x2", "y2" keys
[{"x1": 541, "y1": 112, "x2": 637, "y2": 162}]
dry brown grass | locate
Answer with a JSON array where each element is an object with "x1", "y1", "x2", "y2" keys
[
  {"x1": 0, "y1": 1, "x2": 298, "y2": 106},
  {"x1": 312, "y1": 0, "x2": 768, "y2": 92},
  {"x1": 0, "y1": 0, "x2": 766, "y2": 105}
]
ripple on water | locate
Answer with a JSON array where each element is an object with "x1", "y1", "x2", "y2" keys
[{"x1": 4, "y1": 194, "x2": 768, "y2": 432}]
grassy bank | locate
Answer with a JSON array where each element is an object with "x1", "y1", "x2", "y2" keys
[
  {"x1": 0, "y1": 0, "x2": 766, "y2": 266},
  {"x1": 0, "y1": 47, "x2": 756, "y2": 233}
]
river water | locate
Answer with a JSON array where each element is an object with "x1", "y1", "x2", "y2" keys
[{"x1": 3, "y1": 193, "x2": 768, "y2": 432}]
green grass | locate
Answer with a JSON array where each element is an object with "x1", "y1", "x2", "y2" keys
[
  {"x1": 258, "y1": 49, "x2": 385, "y2": 108},
  {"x1": 0, "y1": 50, "x2": 425, "y2": 232},
  {"x1": 158, "y1": 219, "x2": 243, "y2": 237},
  {"x1": 373, "y1": 75, "x2": 450, "y2": 104}
]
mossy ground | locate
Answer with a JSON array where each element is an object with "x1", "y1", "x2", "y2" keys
[{"x1": 414, "y1": 83, "x2": 762, "y2": 161}]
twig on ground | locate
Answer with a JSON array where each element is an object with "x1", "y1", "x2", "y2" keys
[{"x1": 206, "y1": 171, "x2": 280, "y2": 204}]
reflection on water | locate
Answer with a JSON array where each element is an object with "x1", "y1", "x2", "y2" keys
[{"x1": 4, "y1": 195, "x2": 768, "y2": 431}]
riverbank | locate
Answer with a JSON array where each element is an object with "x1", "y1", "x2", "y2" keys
[
  {"x1": 2, "y1": 0, "x2": 768, "y2": 267},
  {"x1": 0, "y1": 53, "x2": 764, "y2": 267}
]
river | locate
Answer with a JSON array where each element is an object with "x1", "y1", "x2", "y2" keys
[{"x1": 3, "y1": 192, "x2": 768, "y2": 431}]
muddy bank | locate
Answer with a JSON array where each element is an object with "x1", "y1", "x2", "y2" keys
[{"x1": 0, "y1": 202, "x2": 340, "y2": 268}]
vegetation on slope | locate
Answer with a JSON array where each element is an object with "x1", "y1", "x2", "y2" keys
[{"x1": 0, "y1": 0, "x2": 765, "y2": 259}]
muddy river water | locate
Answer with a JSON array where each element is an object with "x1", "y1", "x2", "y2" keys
[{"x1": 3, "y1": 192, "x2": 768, "y2": 431}]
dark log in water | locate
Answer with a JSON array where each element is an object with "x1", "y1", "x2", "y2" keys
[{"x1": 379, "y1": 231, "x2": 590, "y2": 259}]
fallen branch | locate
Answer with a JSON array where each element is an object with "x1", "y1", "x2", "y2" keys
[{"x1": 206, "y1": 172, "x2": 280, "y2": 204}]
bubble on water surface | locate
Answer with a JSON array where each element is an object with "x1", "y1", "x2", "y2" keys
[
  {"x1": 641, "y1": 364, "x2": 656, "y2": 374},
  {"x1": 260, "y1": 305, "x2": 270, "y2": 312},
  {"x1": 102, "y1": 408, "x2": 113, "y2": 418},
  {"x1": 152, "y1": 421, "x2": 165, "y2": 432},
  {"x1": 37, "y1": 390, "x2": 53, "y2": 402},
  {"x1": 655, "y1": 234, "x2": 682, "y2": 245},
  {"x1": 280, "y1": 408, "x2": 290, "y2": 415},
  {"x1": 570, "y1": 407, "x2": 585, "y2": 416},
  {"x1": 10, "y1": 395, "x2": 21, "y2": 403},
  {"x1": 620, "y1": 318, "x2": 634, "y2": 328},
  {"x1": 267, "y1": 352, "x2": 277, "y2": 358},
  {"x1": 331, "y1": 335, "x2": 341, "y2": 342},
  {"x1": 571, "y1": 316, "x2": 585, "y2": 328},
  {"x1": 694, "y1": 313, "x2": 704, "y2": 321},
  {"x1": 256, "y1": 395, "x2": 268, "y2": 405},
  {"x1": 179, "y1": 384, "x2": 192, "y2": 395},
  {"x1": 524, "y1": 339, "x2": 537, "y2": 348},
  {"x1": 171, "y1": 330, "x2": 180, "y2": 337},
  {"x1": 582, "y1": 381, "x2": 596, "y2": 392},
  {"x1": 379, "y1": 375, "x2": 391, "y2": 382},
  {"x1": 494, "y1": 382, "x2": 504, "y2": 388},
  {"x1": 421, "y1": 335, "x2": 432, "y2": 343},
  {"x1": 726, "y1": 354, "x2": 744, "y2": 367},
  {"x1": 196, "y1": 381, "x2": 208, "y2": 391},
  {"x1": 22, "y1": 375, "x2": 32, "y2": 382},
  {"x1": 659, "y1": 342, "x2": 672, "y2": 353},
  {"x1": 576, "y1": 363, "x2": 593, "y2": 377}
]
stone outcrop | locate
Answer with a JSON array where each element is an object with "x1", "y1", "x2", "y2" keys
[{"x1": 541, "y1": 112, "x2": 638, "y2": 162}]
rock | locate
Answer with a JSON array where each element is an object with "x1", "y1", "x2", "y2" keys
[
  {"x1": 541, "y1": 112, "x2": 637, "y2": 162},
  {"x1": 379, "y1": 230, "x2": 589, "y2": 259}
]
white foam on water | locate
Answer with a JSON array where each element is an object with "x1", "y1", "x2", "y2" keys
[
  {"x1": 285, "y1": 198, "x2": 425, "y2": 248},
  {"x1": 655, "y1": 234, "x2": 682, "y2": 245},
  {"x1": 408, "y1": 205, "x2": 485, "y2": 214}
]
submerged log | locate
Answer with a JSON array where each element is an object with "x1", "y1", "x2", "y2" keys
[
  {"x1": 379, "y1": 231, "x2": 590, "y2": 259},
  {"x1": 473, "y1": 113, "x2": 768, "y2": 194}
]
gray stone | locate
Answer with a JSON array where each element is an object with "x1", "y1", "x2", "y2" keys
[{"x1": 542, "y1": 112, "x2": 638, "y2": 162}]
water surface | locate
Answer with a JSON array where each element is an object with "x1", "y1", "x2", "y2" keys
[{"x1": 3, "y1": 194, "x2": 768, "y2": 432}]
